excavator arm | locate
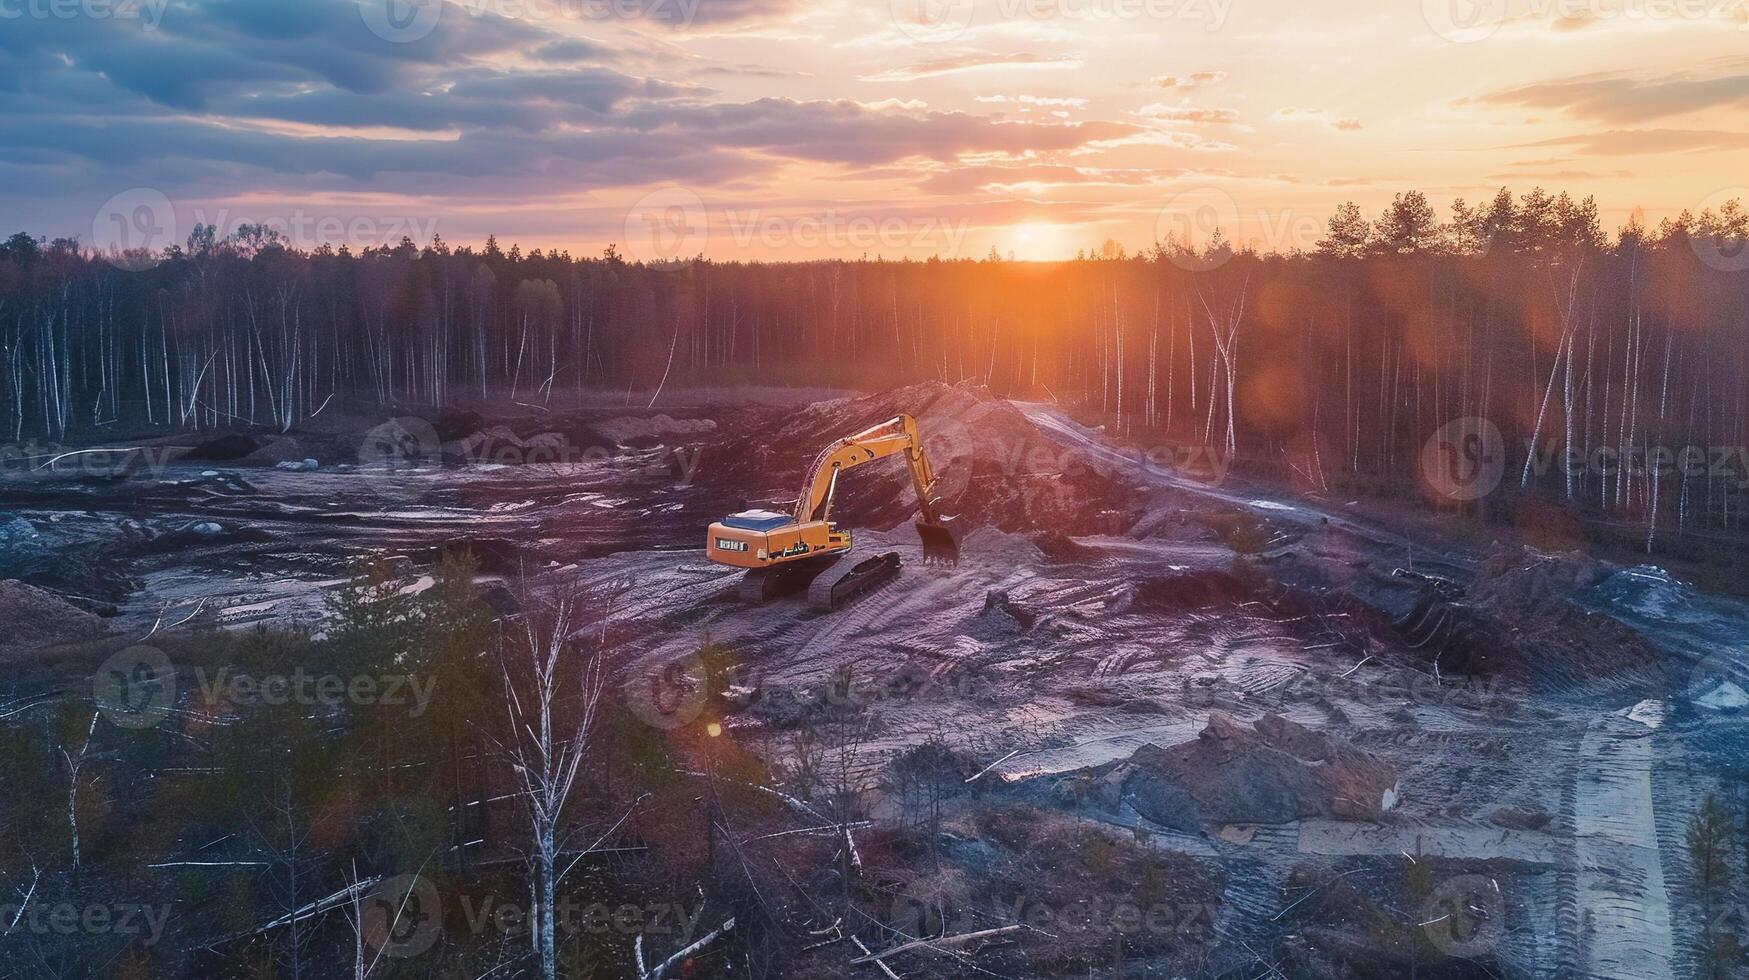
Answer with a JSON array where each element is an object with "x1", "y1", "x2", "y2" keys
[
  {"x1": 793, "y1": 414, "x2": 958, "y2": 563},
  {"x1": 794, "y1": 415, "x2": 938, "y2": 523}
]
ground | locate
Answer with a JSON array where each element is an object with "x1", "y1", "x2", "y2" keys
[{"x1": 3, "y1": 383, "x2": 1746, "y2": 978}]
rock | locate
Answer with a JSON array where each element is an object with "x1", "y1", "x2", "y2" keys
[
  {"x1": 0, "y1": 580, "x2": 109, "y2": 658},
  {"x1": 273, "y1": 458, "x2": 320, "y2": 472},
  {"x1": 187, "y1": 521, "x2": 224, "y2": 537}
]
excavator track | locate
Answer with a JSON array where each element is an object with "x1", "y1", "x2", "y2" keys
[
  {"x1": 807, "y1": 552, "x2": 903, "y2": 611},
  {"x1": 739, "y1": 554, "x2": 843, "y2": 603}
]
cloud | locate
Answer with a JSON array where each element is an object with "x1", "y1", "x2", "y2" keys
[
  {"x1": 678, "y1": 0, "x2": 812, "y2": 24},
  {"x1": 1482, "y1": 65, "x2": 1749, "y2": 124},
  {"x1": 1137, "y1": 104, "x2": 1240, "y2": 124},
  {"x1": 532, "y1": 38, "x2": 613, "y2": 63},
  {"x1": 616, "y1": 98, "x2": 1137, "y2": 165},
  {"x1": 0, "y1": 0, "x2": 552, "y2": 109},
  {"x1": 920, "y1": 163, "x2": 1170, "y2": 194},
  {"x1": 860, "y1": 53, "x2": 1081, "y2": 83},
  {"x1": 976, "y1": 95, "x2": 1089, "y2": 108},
  {"x1": 1152, "y1": 70, "x2": 1227, "y2": 89},
  {"x1": 1516, "y1": 128, "x2": 1749, "y2": 155},
  {"x1": 1485, "y1": 169, "x2": 1634, "y2": 181},
  {"x1": 1275, "y1": 107, "x2": 1361, "y2": 132}
]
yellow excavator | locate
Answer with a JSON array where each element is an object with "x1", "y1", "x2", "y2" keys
[{"x1": 705, "y1": 414, "x2": 961, "y2": 610}]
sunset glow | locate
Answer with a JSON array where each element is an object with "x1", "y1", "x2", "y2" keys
[{"x1": 5, "y1": 0, "x2": 1749, "y2": 259}]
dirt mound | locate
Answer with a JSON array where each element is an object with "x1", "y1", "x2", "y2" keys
[
  {"x1": 701, "y1": 382, "x2": 1138, "y2": 534},
  {"x1": 183, "y1": 432, "x2": 264, "y2": 461},
  {"x1": 1129, "y1": 569, "x2": 1263, "y2": 611},
  {"x1": 0, "y1": 580, "x2": 109, "y2": 658},
  {"x1": 596, "y1": 414, "x2": 717, "y2": 445},
  {"x1": 1116, "y1": 713, "x2": 1399, "y2": 833},
  {"x1": 1397, "y1": 544, "x2": 1664, "y2": 688}
]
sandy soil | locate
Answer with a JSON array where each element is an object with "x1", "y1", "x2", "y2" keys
[{"x1": 5, "y1": 384, "x2": 1745, "y2": 977}]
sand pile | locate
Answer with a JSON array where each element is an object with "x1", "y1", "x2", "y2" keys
[
  {"x1": 0, "y1": 580, "x2": 109, "y2": 658},
  {"x1": 703, "y1": 382, "x2": 1138, "y2": 534},
  {"x1": 1114, "y1": 713, "x2": 1399, "y2": 833}
]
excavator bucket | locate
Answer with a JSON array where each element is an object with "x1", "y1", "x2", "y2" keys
[{"x1": 915, "y1": 516, "x2": 962, "y2": 566}]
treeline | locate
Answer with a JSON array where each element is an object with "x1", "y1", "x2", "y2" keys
[{"x1": 3, "y1": 187, "x2": 1748, "y2": 546}]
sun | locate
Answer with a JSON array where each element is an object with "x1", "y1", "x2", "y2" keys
[{"x1": 1009, "y1": 222, "x2": 1068, "y2": 261}]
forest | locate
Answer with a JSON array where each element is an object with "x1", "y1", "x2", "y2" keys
[{"x1": 4, "y1": 187, "x2": 1749, "y2": 554}]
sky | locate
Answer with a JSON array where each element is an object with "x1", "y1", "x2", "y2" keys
[{"x1": 3, "y1": 0, "x2": 1748, "y2": 261}]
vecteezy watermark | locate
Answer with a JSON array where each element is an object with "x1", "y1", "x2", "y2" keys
[
  {"x1": 623, "y1": 648, "x2": 710, "y2": 731},
  {"x1": 1709, "y1": 903, "x2": 1749, "y2": 943},
  {"x1": 1422, "y1": 418, "x2": 1749, "y2": 502},
  {"x1": 354, "y1": 422, "x2": 705, "y2": 505},
  {"x1": 622, "y1": 655, "x2": 998, "y2": 732},
  {"x1": 1154, "y1": 187, "x2": 1319, "y2": 271},
  {"x1": 1, "y1": 441, "x2": 186, "y2": 481},
  {"x1": 623, "y1": 187, "x2": 709, "y2": 264},
  {"x1": 1277, "y1": 670, "x2": 1516, "y2": 713},
  {"x1": 0, "y1": 0, "x2": 169, "y2": 29},
  {"x1": 889, "y1": 0, "x2": 1231, "y2": 43},
  {"x1": 362, "y1": 874, "x2": 445, "y2": 959},
  {"x1": 1420, "y1": 0, "x2": 1509, "y2": 42},
  {"x1": 193, "y1": 668, "x2": 437, "y2": 718},
  {"x1": 1517, "y1": 441, "x2": 1749, "y2": 488},
  {"x1": 361, "y1": 0, "x2": 709, "y2": 41},
  {"x1": 1690, "y1": 189, "x2": 1749, "y2": 273},
  {"x1": 93, "y1": 645, "x2": 176, "y2": 731},
  {"x1": 90, "y1": 189, "x2": 441, "y2": 271},
  {"x1": 1420, "y1": 417, "x2": 1507, "y2": 503},
  {"x1": 722, "y1": 210, "x2": 974, "y2": 258},
  {"x1": 1686, "y1": 651, "x2": 1749, "y2": 711},
  {"x1": 888, "y1": 0, "x2": 978, "y2": 41},
  {"x1": 620, "y1": 188, "x2": 976, "y2": 263},
  {"x1": 1421, "y1": 875, "x2": 1506, "y2": 958},
  {"x1": 1423, "y1": 0, "x2": 1748, "y2": 42},
  {"x1": 888, "y1": 885, "x2": 1218, "y2": 941},
  {"x1": 359, "y1": 0, "x2": 443, "y2": 42},
  {"x1": 0, "y1": 901, "x2": 172, "y2": 946},
  {"x1": 185, "y1": 207, "x2": 441, "y2": 254},
  {"x1": 92, "y1": 188, "x2": 177, "y2": 272},
  {"x1": 361, "y1": 874, "x2": 705, "y2": 959},
  {"x1": 357, "y1": 417, "x2": 445, "y2": 504}
]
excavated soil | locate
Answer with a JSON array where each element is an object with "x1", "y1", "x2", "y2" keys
[
  {"x1": 1396, "y1": 544, "x2": 1668, "y2": 690},
  {"x1": 699, "y1": 382, "x2": 1141, "y2": 534},
  {"x1": 0, "y1": 579, "x2": 110, "y2": 658},
  {"x1": 1086, "y1": 713, "x2": 1400, "y2": 833}
]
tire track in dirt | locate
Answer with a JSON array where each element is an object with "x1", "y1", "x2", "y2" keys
[{"x1": 1568, "y1": 718, "x2": 1674, "y2": 979}]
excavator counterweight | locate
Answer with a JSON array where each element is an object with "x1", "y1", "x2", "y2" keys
[{"x1": 705, "y1": 414, "x2": 962, "y2": 609}]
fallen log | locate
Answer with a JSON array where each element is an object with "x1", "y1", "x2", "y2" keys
[{"x1": 850, "y1": 925, "x2": 1023, "y2": 964}]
